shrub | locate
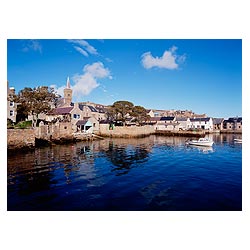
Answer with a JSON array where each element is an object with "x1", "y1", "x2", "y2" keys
[{"x1": 15, "y1": 120, "x2": 32, "y2": 129}]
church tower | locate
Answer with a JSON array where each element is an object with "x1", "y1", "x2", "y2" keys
[{"x1": 63, "y1": 76, "x2": 72, "y2": 106}]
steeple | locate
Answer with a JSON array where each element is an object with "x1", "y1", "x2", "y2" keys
[
  {"x1": 66, "y1": 76, "x2": 71, "y2": 88},
  {"x1": 63, "y1": 76, "x2": 73, "y2": 106}
]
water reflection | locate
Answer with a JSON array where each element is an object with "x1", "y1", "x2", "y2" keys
[
  {"x1": 101, "y1": 140, "x2": 151, "y2": 175},
  {"x1": 186, "y1": 145, "x2": 214, "y2": 153},
  {"x1": 7, "y1": 134, "x2": 242, "y2": 211}
]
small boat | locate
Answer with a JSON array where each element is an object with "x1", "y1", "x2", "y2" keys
[
  {"x1": 186, "y1": 138, "x2": 214, "y2": 147},
  {"x1": 234, "y1": 139, "x2": 242, "y2": 143}
]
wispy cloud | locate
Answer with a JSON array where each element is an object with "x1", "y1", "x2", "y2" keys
[
  {"x1": 22, "y1": 39, "x2": 42, "y2": 53},
  {"x1": 141, "y1": 46, "x2": 185, "y2": 70},
  {"x1": 74, "y1": 46, "x2": 89, "y2": 57},
  {"x1": 68, "y1": 39, "x2": 98, "y2": 57},
  {"x1": 105, "y1": 57, "x2": 113, "y2": 63}
]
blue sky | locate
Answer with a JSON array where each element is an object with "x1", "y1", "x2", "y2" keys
[{"x1": 7, "y1": 39, "x2": 242, "y2": 118}]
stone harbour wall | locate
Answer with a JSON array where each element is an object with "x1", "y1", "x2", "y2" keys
[
  {"x1": 7, "y1": 128, "x2": 36, "y2": 149},
  {"x1": 97, "y1": 124, "x2": 155, "y2": 138},
  {"x1": 36, "y1": 121, "x2": 74, "y2": 141}
]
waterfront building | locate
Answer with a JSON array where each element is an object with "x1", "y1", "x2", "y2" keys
[
  {"x1": 213, "y1": 118, "x2": 224, "y2": 131},
  {"x1": 155, "y1": 116, "x2": 180, "y2": 131},
  {"x1": 189, "y1": 117, "x2": 213, "y2": 131},
  {"x1": 223, "y1": 117, "x2": 242, "y2": 132},
  {"x1": 7, "y1": 82, "x2": 17, "y2": 123},
  {"x1": 175, "y1": 117, "x2": 191, "y2": 130}
]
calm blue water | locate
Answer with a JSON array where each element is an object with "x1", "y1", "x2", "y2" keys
[{"x1": 7, "y1": 134, "x2": 242, "y2": 211}]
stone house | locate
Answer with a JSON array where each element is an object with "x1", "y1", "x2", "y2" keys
[
  {"x1": 7, "y1": 82, "x2": 17, "y2": 123},
  {"x1": 46, "y1": 106, "x2": 73, "y2": 122},
  {"x1": 80, "y1": 102, "x2": 107, "y2": 121},
  {"x1": 223, "y1": 117, "x2": 242, "y2": 131},
  {"x1": 146, "y1": 109, "x2": 155, "y2": 118},
  {"x1": 175, "y1": 117, "x2": 191, "y2": 130},
  {"x1": 189, "y1": 117, "x2": 213, "y2": 130},
  {"x1": 46, "y1": 103, "x2": 100, "y2": 133},
  {"x1": 155, "y1": 116, "x2": 180, "y2": 131},
  {"x1": 78, "y1": 104, "x2": 106, "y2": 121},
  {"x1": 213, "y1": 118, "x2": 224, "y2": 131}
]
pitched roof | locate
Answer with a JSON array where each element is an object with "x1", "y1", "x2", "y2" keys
[
  {"x1": 47, "y1": 106, "x2": 73, "y2": 115},
  {"x1": 77, "y1": 104, "x2": 97, "y2": 112},
  {"x1": 149, "y1": 117, "x2": 161, "y2": 121},
  {"x1": 99, "y1": 120, "x2": 110, "y2": 124},
  {"x1": 190, "y1": 117, "x2": 211, "y2": 122},
  {"x1": 212, "y1": 118, "x2": 224, "y2": 124},
  {"x1": 87, "y1": 105, "x2": 97, "y2": 112},
  {"x1": 175, "y1": 117, "x2": 188, "y2": 121},
  {"x1": 224, "y1": 117, "x2": 242, "y2": 124},
  {"x1": 76, "y1": 119, "x2": 89, "y2": 126},
  {"x1": 228, "y1": 117, "x2": 242, "y2": 123},
  {"x1": 160, "y1": 116, "x2": 175, "y2": 121}
]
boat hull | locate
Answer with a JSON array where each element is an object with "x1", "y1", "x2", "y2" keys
[{"x1": 187, "y1": 141, "x2": 214, "y2": 147}]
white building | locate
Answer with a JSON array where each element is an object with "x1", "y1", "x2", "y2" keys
[{"x1": 189, "y1": 117, "x2": 213, "y2": 130}]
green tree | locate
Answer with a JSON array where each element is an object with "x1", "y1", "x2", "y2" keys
[
  {"x1": 12, "y1": 86, "x2": 58, "y2": 126},
  {"x1": 131, "y1": 105, "x2": 149, "y2": 125},
  {"x1": 112, "y1": 100, "x2": 134, "y2": 125}
]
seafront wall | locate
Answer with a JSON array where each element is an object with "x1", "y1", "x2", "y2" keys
[
  {"x1": 36, "y1": 121, "x2": 74, "y2": 141},
  {"x1": 155, "y1": 130, "x2": 206, "y2": 137},
  {"x1": 7, "y1": 128, "x2": 36, "y2": 149},
  {"x1": 97, "y1": 124, "x2": 155, "y2": 138},
  {"x1": 7, "y1": 124, "x2": 242, "y2": 150}
]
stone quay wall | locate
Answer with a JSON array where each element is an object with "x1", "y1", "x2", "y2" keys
[
  {"x1": 36, "y1": 121, "x2": 74, "y2": 141},
  {"x1": 7, "y1": 128, "x2": 36, "y2": 149},
  {"x1": 97, "y1": 124, "x2": 155, "y2": 138}
]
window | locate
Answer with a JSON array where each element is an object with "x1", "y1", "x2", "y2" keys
[
  {"x1": 10, "y1": 101, "x2": 14, "y2": 107},
  {"x1": 68, "y1": 94, "x2": 70, "y2": 96},
  {"x1": 10, "y1": 110, "x2": 14, "y2": 116},
  {"x1": 73, "y1": 114, "x2": 80, "y2": 119},
  {"x1": 64, "y1": 126, "x2": 67, "y2": 129},
  {"x1": 93, "y1": 123, "x2": 96, "y2": 127}
]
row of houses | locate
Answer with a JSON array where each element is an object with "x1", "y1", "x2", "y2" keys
[
  {"x1": 7, "y1": 79, "x2": 242, "y2": 134},
  {"x1": 147, "y1": 109, "x2": 207, "y2": 119},
  {"x1": 146, "y1": 116, "x2": 242, "y2": 132}
]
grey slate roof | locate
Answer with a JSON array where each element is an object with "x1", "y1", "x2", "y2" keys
[
  {"x1": 227, "y1": 117, "x2": 242, "y2": 123},
  {"x1": 175, "y1": 117, "x2": 188, "y2": 122},
  {"x1": 160, "y1": 116, "x2": 175, "y2": 121},
  {"x1": 212, "y1": 118, "x2": 224, "y2": 124},
  {"x1": 190, "y1": 117, "x2": 210, "y2": 122}
]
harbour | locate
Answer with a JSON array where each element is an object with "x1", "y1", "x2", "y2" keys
[{"x1": 7, "y1": 133, "x2": 242, "y2": 211}]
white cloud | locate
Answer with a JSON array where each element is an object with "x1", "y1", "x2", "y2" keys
[
  {"x1": 50, "y1": 84, "x2": 65, "y2": 97},
  {"x1": 83, "y1": 62, "x2": 110, "y2": 78},
  {"x1": 141, "y1": 46, "x2": 185, "y2": 70},
  {"x1": 51, "y1": 62, "x2": 111, "y2": 99},
  {"x1": 22, "y1": 40, "x2": 42, "y2": 53},
  {"x1": 74, "y1": 46, "x2": 88, "y2": 57},
  {"x1": 72, "y1": 62, "x2": 111, "y2": 96},
  {"x1": 68, "y1": 39, "x2": 98, "y2": 56}
]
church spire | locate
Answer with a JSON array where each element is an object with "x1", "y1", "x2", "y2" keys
[{"x1": 66, "y1": 76, "x2": 70, "y2": 88}]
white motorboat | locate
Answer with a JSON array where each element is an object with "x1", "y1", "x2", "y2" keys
[
  {"x1": 234, "y1": 139, "x2": 242, "y2": 143},
  {"x1": 186, "y1": 138, "x2": 214, "y2": 147}
]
